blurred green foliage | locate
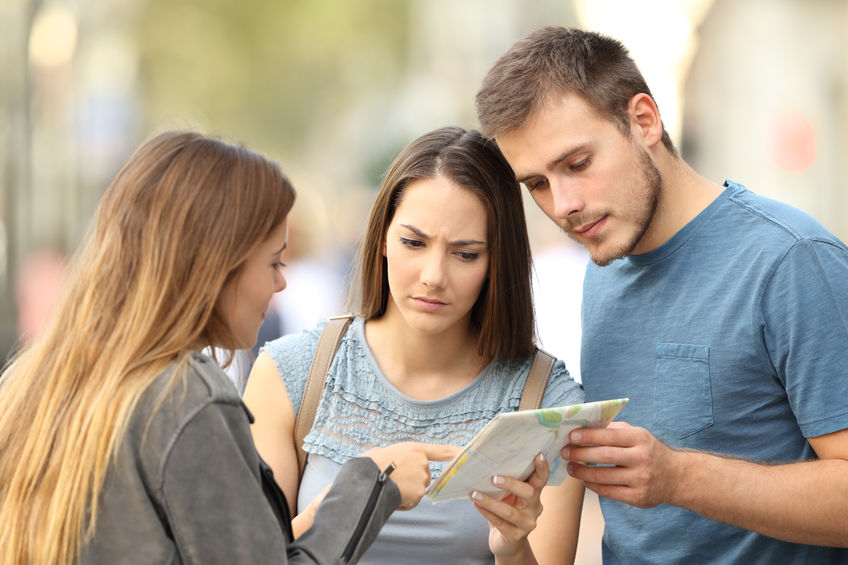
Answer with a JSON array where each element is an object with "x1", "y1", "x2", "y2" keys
[{"x1": 137, "y1": 0, "x2": 409, "y2": 158}]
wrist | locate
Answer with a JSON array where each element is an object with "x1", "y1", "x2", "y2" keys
[
  {"x1": 665, "y1": 447, "x2": 700, "y2": 508},
  {"x1": 494, "y1": 538, "x2": 535, "y2": 565}
]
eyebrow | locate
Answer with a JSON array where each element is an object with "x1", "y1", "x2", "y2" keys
[
  {"x1": 273, "y1": 243, "x2": 287, "y2": 255},
  {"x1": 400, "y1": 224, "x2": 486, "y2": 247},
  {"x1": 515, "y1": 144, "x2": 590, "y2": 184}
]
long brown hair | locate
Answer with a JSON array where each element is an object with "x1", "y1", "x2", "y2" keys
[
  {"x1": 350, "y1": 126, "x2": 535, "y2": 362},
  {"x1": 0, "y1": 131, "x2": 295, "y2": 564},
  {"x1": 476, "y1": 26, "x2": 677, "y2": 155}
]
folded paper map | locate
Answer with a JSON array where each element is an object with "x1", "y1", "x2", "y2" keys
[{"x1": 427, "y1": 398, "x2": 629, "y2": 502}]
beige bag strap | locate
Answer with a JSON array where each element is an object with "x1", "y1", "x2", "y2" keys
[
  {"x1": 295, "y1": 314, "x2": 354, "y2": 480},
  {"x1": 518, "y1": 348, "x2": 555, "y2": 411}
]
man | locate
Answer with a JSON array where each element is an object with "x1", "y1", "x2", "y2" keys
[{"x1": 476, "y1": 26, "x2": 848, "y2": 563}]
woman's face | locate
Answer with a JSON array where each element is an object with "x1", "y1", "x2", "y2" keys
[
  {"x1": 383, "y1": 175, "x2": 489, "y2": 335},
  {"x1": 218, "y1": 219, "x2": 288, "y2": 349}
]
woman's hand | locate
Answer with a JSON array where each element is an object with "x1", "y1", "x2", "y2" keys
[
  {"x1": 292, "y1": 485, "x2": 330, "y2": 538},
  {"x1": 471, "y1": 452, "x2": 550, "y2": 564},
  {"x1": 362, "y1": 442, "x2": 461, "y2": 510}
]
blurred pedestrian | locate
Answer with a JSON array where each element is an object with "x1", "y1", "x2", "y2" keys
[{"x1": 15, "y1": 247, "x2": 68, "y2": 344}]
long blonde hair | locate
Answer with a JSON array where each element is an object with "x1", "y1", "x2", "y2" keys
[{"x1": 0, "y1": 131, "x2": 295, "y2": 564}]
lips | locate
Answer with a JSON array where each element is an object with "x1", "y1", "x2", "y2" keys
[
  {"x1": 572, "y1": 216, "x2": 606, "y2": 239},
  {"x1": 415, "y1": 297, "x2": 445, "y2": 305},
  {"x1": 412, "y1": 296, "x2": 447, "y2": 311}
]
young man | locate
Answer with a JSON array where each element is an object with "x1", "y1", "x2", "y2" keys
[{"x1": 476, "y1": 26, "x2": 848, "y2": 563}]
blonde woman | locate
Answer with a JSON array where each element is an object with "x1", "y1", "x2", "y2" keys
[{"x1": 0, "y1": 131, "x2": 456, "y2": 565}]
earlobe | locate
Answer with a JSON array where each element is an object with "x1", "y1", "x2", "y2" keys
[{"x1": 629, "y1": 93, "x2": 663, "y2": 147}]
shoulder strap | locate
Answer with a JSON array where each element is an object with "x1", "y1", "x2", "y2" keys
[
  {"x1": 295, "y1": 314, "x2": 354, "y2": 480},
  {"x1": 518, "y1": 348, "x2": 555, "y2": 411}
]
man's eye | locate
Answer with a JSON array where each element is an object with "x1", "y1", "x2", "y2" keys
[
  {"x1": 525, "y1": 179, "x2": 548, "y2": 191},
  {"x1": 571, "y1": 158, "x2": 590, "y2": 171}
]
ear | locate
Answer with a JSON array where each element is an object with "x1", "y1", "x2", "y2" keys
[
  {"x1": 382, "y1": 239, "x2": 387, "y2": 257},
  {"x1": 628, "y1": 93, "x2": 664, "y2": 148}
]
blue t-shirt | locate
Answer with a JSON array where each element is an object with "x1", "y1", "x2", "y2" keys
[
  {"x1": 581, "y1": 181, "x2": 848, "y2": 564},
  {"x1": 263, "y1": 316, "x2": 584, "y2": 564}
]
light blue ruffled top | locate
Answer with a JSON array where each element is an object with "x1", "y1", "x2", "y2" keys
[
  {"x1": 262, "y1": 316, "x2": 583, "y2": 564},
  {"x1": 263, "y1": 316, "x2": 583, "y2": 477}
]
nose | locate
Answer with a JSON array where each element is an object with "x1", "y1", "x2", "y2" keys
[
  {"x1": 550, "y1": 177, "x2": 585, "y2": 219},
  {"x1": 274, "y1": 269, "x2": 287, "y2": 293},
  {"x1": 420, "y1": 250, "x2": 446, "y2": 289}
]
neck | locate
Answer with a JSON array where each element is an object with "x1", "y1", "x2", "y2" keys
[
  {"x1": 633, "y1": 151, "x2": 724, "y2": 254},
  {"x1": 364, "y1": 306, "x2": 488, "y2": 400}
]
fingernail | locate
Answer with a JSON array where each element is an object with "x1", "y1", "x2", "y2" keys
[
  {"x1": 567, "y1": 463, "x2": 575, "y2": 476},
  {"x1": 492, "y1": 475, "x2": 505, "y2": 486},
  {"x1": 471, "y1": 490, "x2": 484, "y2": 501},
  {"x1": 571, "y1": 430, "x2": 582, "y2": 442},
  {"x1": 562, "y1": 446, "x2": 571, "y2": 459},
  {"x1": 538, "y1": 452, "x2": 546, "y2": 463}
]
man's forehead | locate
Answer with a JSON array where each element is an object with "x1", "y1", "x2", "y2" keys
[{"x1": 496, "y1": 128, "x2": 590, "y2": 178}]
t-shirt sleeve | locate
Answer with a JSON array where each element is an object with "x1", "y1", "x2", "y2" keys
[
  {"x1": 540, "y1": 358, "x2": 585, "y2": 409},
  {"x1": 261, "y1": 321, "x2": 326, "y2": 419},
  {"x1": 762, "y1": 238, "x2": 848, "y2": 438}
]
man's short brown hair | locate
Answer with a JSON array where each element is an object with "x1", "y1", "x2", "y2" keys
[{"x1": 476, "y1": 26, "x2": 676, "y2": 155}]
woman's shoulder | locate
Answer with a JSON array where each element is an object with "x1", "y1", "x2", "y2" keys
[
  {"x1": 144, "y1": 352, "x2": 241, "y2": 407},
  {"x1": 538, "y1": 353, "x2": 584, "y2": 408},
  {"x1": 126, "y1": 353, "x2": 250, "y2": 480},
  {"x1": 259, "y1": 316, "x2": 364, "y2": 415},
  {"x1": 491, "y1": 350, "x2": 584, "y2": 409},
  {"x1": 261, "y1": 316, "x2": 362, "y2": 363}
]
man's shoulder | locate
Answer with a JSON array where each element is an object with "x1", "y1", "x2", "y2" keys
[{"x1": 725, "y1": 182, "x2": 844, "y2": 248}]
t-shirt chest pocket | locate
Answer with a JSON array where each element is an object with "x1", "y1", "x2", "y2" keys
[{"x1": 652, "y1": 343, "x2": 714, "y2": 439}]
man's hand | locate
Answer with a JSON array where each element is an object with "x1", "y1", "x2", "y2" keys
[{"x1": 561, "y1": 422, "x2": 681, "y2": 508}]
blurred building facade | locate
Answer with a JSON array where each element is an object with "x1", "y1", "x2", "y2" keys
[
  {"x1": 683, "y1": 0, "x2": 848, "y2": 242},
  {"x1": 3, "y1": 2, "x2": 847, "y2": 563},
  {"x1": 2, "y1": 0, "x2": 847, "y2": 377}
]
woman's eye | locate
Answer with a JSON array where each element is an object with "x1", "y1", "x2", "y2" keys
[
  {"x1": 456, "y1": 251, "x2": 479, "y2": 261},
  {"x1": 400, "y1": 237, "x2": 423, "y2": 248},
  {"x1": 273, "y1": 262, "x2": 286, "y2": 270}
]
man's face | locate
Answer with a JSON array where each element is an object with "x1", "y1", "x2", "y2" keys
[{"x1": 496, "y1": 91, "x2": 662, "y2": 266}]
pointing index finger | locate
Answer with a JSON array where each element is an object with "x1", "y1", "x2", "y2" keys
[{"x1": 422, "y1": 443, "x2": 462, "y2": 461}]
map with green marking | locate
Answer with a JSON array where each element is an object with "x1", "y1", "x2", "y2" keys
[{"x1": 427, "y1": 398, "x2": 629, "y2": 502}]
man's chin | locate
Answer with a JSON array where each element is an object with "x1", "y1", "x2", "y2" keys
[
  {"x1": 590, "y1": 253, "x2": 626, "y2": 267},
  {"x1": 578, "y1": 238, "x2": 631, "y2": 267}
]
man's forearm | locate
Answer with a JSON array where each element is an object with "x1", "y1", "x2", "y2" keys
[{"x1": 668, "y1": 450, "x2": 848, "y2": 547}]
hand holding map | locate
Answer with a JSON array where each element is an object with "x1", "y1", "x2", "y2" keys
[{"x1": 427, "y1": 398, "x2": 629, "y2": 502}]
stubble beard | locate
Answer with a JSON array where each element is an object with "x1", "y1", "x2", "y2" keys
[{"x1": 580, "y1": 148, "x2": 663, "y2": 267}]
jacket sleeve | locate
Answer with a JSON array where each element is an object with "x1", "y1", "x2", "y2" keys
[
  {"x1": 161, "y1": 400, "x2": 400, "y2": 564},
  {"x1": 292, "y1": 457, "x2": 401, "y2": 564}
]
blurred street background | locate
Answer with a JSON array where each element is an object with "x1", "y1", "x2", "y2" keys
[{"x1": 3, "y1": 1, "x2": 848, "y2": 561}]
